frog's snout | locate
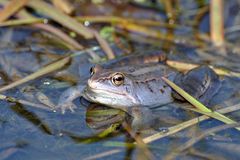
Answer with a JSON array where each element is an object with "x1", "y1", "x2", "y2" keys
[{"x1": 87, "y1": 79, "x2": 97, "y2": 89}]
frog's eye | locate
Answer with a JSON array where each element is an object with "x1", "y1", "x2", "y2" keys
[
  {"x1": 90, "y1": 67, "x2": 95, "y2": 76},
  {"x1": 111, "y1": 73, "x2": 124, "y2": 86}
]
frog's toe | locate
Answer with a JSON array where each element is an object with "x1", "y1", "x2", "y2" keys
[{"x1": 55, "y1": 102, "x2": 77, "y2": 114}]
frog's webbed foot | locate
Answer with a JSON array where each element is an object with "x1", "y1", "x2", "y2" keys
[
  {"x1": 55, "y1": 85, "x2": 84, "y2": 114},
  {"x1": 55, "y1": 101, "x2": 77, "y2": 114}
]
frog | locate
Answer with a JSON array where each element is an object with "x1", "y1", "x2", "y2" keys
[{"x1": 56, "y1": 53, "x2": 221, "y2": 130}]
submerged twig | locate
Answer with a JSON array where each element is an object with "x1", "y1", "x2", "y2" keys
[
  {"x1": 122, "y1": 122, "x2": 155, "y2": 160},
  {"x1": 0, "y1": 56, "x2": 71, "y2": 92},
  {"x1": 178, "y1": 123, "x2": 240, "y2": 151},
  {"x1": 164, "y1": 123, "x2": 240, "y2": 160},
  {"x1": 84, "y1": 149, "x2": 121, "y2": 160},
  {"x1": 143, "y1": 103, "x2": 240, "y2": 143},
  {"x1": 0, "y1": 94, "x2": 51, "y2": 110}
]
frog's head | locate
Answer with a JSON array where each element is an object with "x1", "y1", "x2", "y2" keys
[{"x1": 83, "y1": 65, "x2": 139, "y2": 110}]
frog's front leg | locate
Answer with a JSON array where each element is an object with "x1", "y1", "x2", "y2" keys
[
  {"x1": 56, "y1": 85, "x2": 85, "y2": 113},
  {"x1": 127, "y1": 106, "x2": 157, "y2": 132}
]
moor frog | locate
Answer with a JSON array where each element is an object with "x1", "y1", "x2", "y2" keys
[{"x1": 57, "y1": 53, "x2": 221, "y2": 129}]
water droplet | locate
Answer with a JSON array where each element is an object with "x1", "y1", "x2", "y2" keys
[
  {"x1": 58, "y1": 132, "x2": 63, "y2": 136},
  {"x1": 43, "y1": 19, "x2": 48, "y2": 24},
  {"x1": 158, "y1": 127, "x2": 169, "y2": 133},
  {"x1": 84, "y1": 21, "x2": 90, "y2": 26},
  {"x1": 43, "y1": 81, "x2": 50, "y2": 85}
]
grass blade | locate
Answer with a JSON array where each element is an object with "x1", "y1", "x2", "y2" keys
[
  {"x1": 0, "y1": 0, "x2": 29, "y2": 22},
  {"x1": 27, "y1": 0, "x2": 93, "y2": 39},
  {"x1": 166, "y1": 60, "x2": 240, "y2": 77},
  {"x1": 162, "y1": 77, "x2": 239, "y2": 130},
  {"x1": 0, "y1": 56, "x2": 71, "y2": 92},
  {"x1": 210, "y1": 0, "x2": 224, "y2": 46},
  {"x1": 0, "y1": 18, "x2": 44, "y2": 27}
]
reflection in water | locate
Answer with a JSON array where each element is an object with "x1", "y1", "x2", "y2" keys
[
  {"x1": 61, "y1": 125, "x2": 122, "y2": 144},
  {"x1": 11, "y1": 104, "x2": 52, "y2": 135},
  {"x1": 0, "y1": 71, "x2": 9, "y2": 86},
  {"x1": 85, "y1": 103, "x2": 126, "y2": 130}
]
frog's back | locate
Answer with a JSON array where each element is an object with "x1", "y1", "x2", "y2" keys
[{"x1": 119, "y1": 63, "x2": 177, "y2": 107}]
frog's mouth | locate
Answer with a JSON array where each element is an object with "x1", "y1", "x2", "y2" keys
[
  {"x1": 84, "y1": 85, "x2": 126, "y2": 98},
  {"x1": 82, "y1": 86, "x2": 137, "y2": 108},
  {"x1": 82, "y1": 86, "x2": 120, "y2": 102},
  {"x1": 82, "y1": 86, "x2": 99, "y2": 102}
]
